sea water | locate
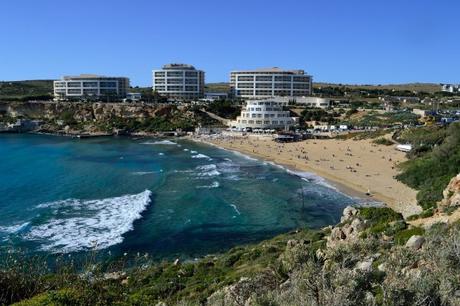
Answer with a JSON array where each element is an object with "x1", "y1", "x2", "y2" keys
[{"x1": 0, "y1": 134, "x2": 355, "y2": 259}]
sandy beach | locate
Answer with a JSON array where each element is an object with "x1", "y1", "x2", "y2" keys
[{"x1": 191, "y1": 133, "x2": 422, "y2": 218}]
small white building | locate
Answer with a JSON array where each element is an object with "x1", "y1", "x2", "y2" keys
[
  {"x1": 229, "y1": 99, "x2": 297, "y2": 130},
  {"x1": 123, "y1": 93, "x2": 142, "y2": 102}
]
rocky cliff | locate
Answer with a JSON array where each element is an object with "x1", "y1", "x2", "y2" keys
[
  {"x1": 0, "y1": 101, "x2": 220, "y2": 134},
  {"x1": 439, "y1": 173, "x2": 460, "y2": 209}
]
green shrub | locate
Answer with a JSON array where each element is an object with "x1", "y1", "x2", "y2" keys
[
  {"x1": 394, "y1": 227, "x2": 425, "y2": 245},
  {"x1": 372, "y1": 137, "x2": 394, "y2": 146}
]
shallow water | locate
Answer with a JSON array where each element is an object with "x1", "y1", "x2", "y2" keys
[{"x1": 0, "y1": 134, "x2": 355, "y2": 259}]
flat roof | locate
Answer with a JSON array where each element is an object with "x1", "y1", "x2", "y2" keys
[
  {"x1": 231, "y1": 67, "x2": 306, "y2": 74},
  {"x1": 62, "y1": 74, "x2": 128, "y2": 79}
]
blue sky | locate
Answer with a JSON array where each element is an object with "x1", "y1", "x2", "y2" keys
[{"x1": 0, "y1": 0, "x2": 458, "y2": 86}]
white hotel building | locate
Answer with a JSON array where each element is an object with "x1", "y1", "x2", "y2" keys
[
  {"x1": 230, "y1": 67, "x2": 312, "y2": 99},
  {"x1": 152, "y1": 64, "x2": 205, "y2": 100},
  {"x1": 229, "y1": 100, "x2": 297, "y2": 130},
  {"x1": 54, "y1": 74, "x2": 129, "y2": 101}
]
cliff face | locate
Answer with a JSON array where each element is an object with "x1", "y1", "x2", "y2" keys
[
  {"x1": 0, "y1": 101, "x2": 219, "y2": 134},
  {"x1": 0, "y1": 101, "x2": 177, "y2": 121}
]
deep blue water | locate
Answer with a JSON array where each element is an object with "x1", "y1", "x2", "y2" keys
[{"x1": 0, "y1": 134, "x2": 354, "y2": 259}]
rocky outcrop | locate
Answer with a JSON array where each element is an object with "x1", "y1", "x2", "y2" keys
[
  {"x1": 327, "y1": 205, "x2": 367, "y2": 248},
  {"x1": 0, "y1": 101, "x2": 218, "y2": 134},
  {"x1": 0, "y1": 101, "x2": 179, "y2": 122},
  {"x1": 439, "y1": 173, "x2": 460, "y2": 209}
]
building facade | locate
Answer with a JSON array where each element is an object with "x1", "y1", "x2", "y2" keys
[
  {"x1": 230, "y1": 67, "x2": 312, "y2": 99},
  {"x1": 54, "y1": 74, "x2": 129, "y2": 101},
  {"x1": 229, "y1": 100, "x2": 297, "y2": 130},
  {"x1": 152, "y1": 64, "x2": 205, "y2": 100}
]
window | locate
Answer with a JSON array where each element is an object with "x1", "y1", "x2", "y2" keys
[
  {"x1": 255, "y1": 76, "x2": 273, "y2": 82},
  {"x1": 67, "y1": 82, "x2": 81, "y2": 88},
  {"x1": 100, "y1": 82, "x2": 117, "y2": 88},
  {"x1": 83, "y1": 82, "x2": 98, "y2": 88}
]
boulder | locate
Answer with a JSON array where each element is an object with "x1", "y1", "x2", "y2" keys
[
  {"x1": 341, "y1": 206, "x2": 358, "y2": 223},
  {"x1": 405, "y1": 235, "x2": 425, "y2": 250},
  {"x1": 356, "y1": 259, "x2": 373, "y2": 272}
]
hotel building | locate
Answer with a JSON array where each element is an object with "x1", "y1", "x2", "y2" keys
[
  {"x1": 230, "y1": 67, "x2": 312, "y2": 99},
  {"x1": 229, "y1": 99, "x2": 297, "y2": 130},
  {"x1": 152, "y1": 64, "x2": 205, "y2": 100},
  {"x1": 54, "y1": 74, "x2": 129, "y2": 101}
]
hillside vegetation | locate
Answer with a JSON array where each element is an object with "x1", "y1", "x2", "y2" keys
[
  {"x1": 3, "y1": 204, "x2": 460, "y2": 305},
  {"x1": 395, "y1": 123, "x2": 460, "y2": 210},
  {"x1": 0, "y1": 80, "x2": 53, "y2": 101}
]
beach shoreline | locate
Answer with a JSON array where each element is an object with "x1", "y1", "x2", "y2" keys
[{"x1": 187, "y1": 133, "x2": 422, "y2": 218}]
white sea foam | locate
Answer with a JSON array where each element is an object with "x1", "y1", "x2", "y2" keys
[
  {"x1": 158, "y1": 152, "x2": 165, "y2": 156},
  {"x1": 191, "y1": 153, "x2": 212, "y2": 160},
  {"x1": 195, "y1": 164, "x2": 221, "y2": 177},
  {"x1": 229, "y1": 204, "x2": 241, "y2": 215},
  {"x1": 183, "y1": 149, "x2": 189, "y2": 152},
  {"x1": 190, "y1": 150, "x2": 198, "y2": 154},
  {"x1": 141, "y1": 140, "x2": 177, "y2": 145},
  {"x1": 0, "y1": 222, "x2": 30, "y2": 234},
  {"x1": 131, "y1": 171, "x2": 155, "y2": 176},
  {"x1": 26, "y1": 190, "x2": 152, "y2": 253},
  {"x1": 229, "y1": 150, "x2": 258, "y2": 161},
  {"x1": 196, "y1": 181, "x2": 220, "y2": 189},
  {"x1": 286, "y1": 169, "x2": 339, "y2": 191}
]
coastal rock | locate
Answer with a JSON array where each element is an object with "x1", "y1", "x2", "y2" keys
[
  {"x1": 356, "y1": 259, "x2": 373, "y2": 272},
  {"x1": 340, "y1": 206, "x2": 358, "y2": 223},
  {"x1": 439, "y1": 173, "x2": 460, "y2": 209},
  {"x1": 405, "y1": 235, "x2": 425, "y2": 250},
  {"x1": 327, "y1": 206, "x2": 366, "y2": 248}
]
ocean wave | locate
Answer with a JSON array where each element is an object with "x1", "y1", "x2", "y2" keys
[
  {"x1": 231, "y1": 150, "x2": 258, "y2": 161},
  {"x1": 191, "y1": 153, "x2": 212, "y2": 160},
  {"x1": 229, "y1": 204, "x2": 241, "y2": 215},
  {"x1": 218, "y1": 161, "x2": 240, "y2": 174},
  {"x1": 0, "y1": 222, "x2": 30, "y2": 234},
  {"x1": 196, "y1": 181, "x2": 220, "y2": 189},
  {"x1": 158, "y1": 152, "x2": 165, "y2": 156},
  {"x1": 26, "y1": 190, "x2": 152, "y2": 253},
  {"x1": 195, "y1": 164, "x2": 221, "y2": 177},
  {"x1": 131, "y1": 171, "x2": 156, "y2": 176},
  {"x1": 279, "y1": 167, "x2": 339, "y2": 191},
  {"x1": 141, "y1": 140, "x2": 177, "y2": 145}
]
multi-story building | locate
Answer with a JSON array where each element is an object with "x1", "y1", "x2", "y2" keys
[
  {"x1": 54, "y1": 74, "x2": 129, "y2": 101},
  {"x1": 230, "y1": 67, "x2": 312, "y2": 99},
  {"x1": 152, "y1": 64, "x2": 205, "y2": 100},
  {"x1": 229, "y1": 99, "x2": 297, "y2": 130}
]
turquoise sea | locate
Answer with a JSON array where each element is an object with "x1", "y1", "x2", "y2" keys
[{"x1": 0, "y1": 134, "x2": 356, "y2": 259}]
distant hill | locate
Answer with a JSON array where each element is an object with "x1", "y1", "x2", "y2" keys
[
  {"x1": 0, "y1": 80, "x2": 443, "y2": 101},
  {"x1": 205, "y1": 82, "x2": 230, "y2": 93},
  {"x1": 314, "y1": 82, "x2": 441, "y2": 94},
  {"x1": 206, "y1": 82, "x2": 442, "y2": 95},
  {"x1": 0, "y1": 80, "x2": 54, "y2": 100}
]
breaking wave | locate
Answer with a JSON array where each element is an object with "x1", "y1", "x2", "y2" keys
[{"x1": 26, "y1": 190, "x2": 152, "y2": 253}]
